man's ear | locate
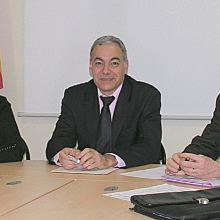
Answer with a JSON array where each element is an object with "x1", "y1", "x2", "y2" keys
[
  {"x1": 124, "y1": 60, "x2": 129, "y2": 74},
  {"x1": 89, "y1": 61, "x2": 93, "y2": 77}
]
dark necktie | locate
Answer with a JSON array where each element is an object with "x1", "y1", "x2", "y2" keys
[{"x1": 96, "y1": 96, "x2": 115, "y2": 154}]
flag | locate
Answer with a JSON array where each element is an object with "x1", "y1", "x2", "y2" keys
[{"x1": 0, "y1": 57, "x2": 3, "y2": 89}]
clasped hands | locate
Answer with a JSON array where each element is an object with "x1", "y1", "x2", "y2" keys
[
  {"x1": 166, "y1": 152, "x2": 220, "y2": 179},
  {"x1": 58, "y1": 147, "x2": 117, "y2": 170}
]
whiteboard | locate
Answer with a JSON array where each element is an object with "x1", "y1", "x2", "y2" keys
[{"x1": 24, "y1": 0, "x2": 220, "y2": 118}]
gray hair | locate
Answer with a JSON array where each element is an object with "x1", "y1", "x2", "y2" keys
[{"x1": 90, "y1": 35, "x2": 128, "y2": 61}]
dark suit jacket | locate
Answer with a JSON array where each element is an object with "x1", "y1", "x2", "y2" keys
[
  {"x1": 0, "y1": 95, "x2": 28, "y2": 162},
  {"x1": 46, "y1": 75, "x2": 162, "y2": 168},
  {"x1": 184, "y1": 94, "x2": 220, "y2": 159}
]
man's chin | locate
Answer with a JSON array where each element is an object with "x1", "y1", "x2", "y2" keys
[{"x1": 99, "y1": 86, "x2": 116, "y2": 95}]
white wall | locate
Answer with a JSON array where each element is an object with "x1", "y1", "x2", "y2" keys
[
  {"x1": 0, "y1": 0, "x2": 211, "y2": 160},
  {"x1": 162, "y1": 119, "x2": 208, "y2": 158},
  {"x1": 24, "y1": 0, "x2": 220, "y2": 118}
]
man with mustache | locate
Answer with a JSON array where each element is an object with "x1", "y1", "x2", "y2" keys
[{"x1": 46, "y1": 35, "x2": 163, "y2": 170}]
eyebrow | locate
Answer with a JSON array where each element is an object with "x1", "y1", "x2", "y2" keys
[
  {"x1": 93, "y1": 57, "x2": 121, "y2": 62},
  {"x1": 111, "y1": 57, "x2": 121, "y2": 62},
  {"x1": 94, "y1": 57, "x2": 104, "y2": 62}
]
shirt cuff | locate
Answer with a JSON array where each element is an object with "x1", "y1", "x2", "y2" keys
[
  {"x1": 52, "y1": 152, "x2": 62, "y2": 166},
  {"x1": 107, "y1": 153, "x2": 126, "y2": 168}
]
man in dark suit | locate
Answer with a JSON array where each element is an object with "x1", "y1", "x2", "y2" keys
[
  {"x1": 46, "y1": 35, "x2": 162, "y2": 169},
  {"x1": 166, "y1": 94, "x2": 220, "y2": 178}
]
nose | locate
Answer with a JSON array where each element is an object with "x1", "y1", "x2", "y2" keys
[{"x1": 103, "y1": 63, "x2": 110, "y2": 74}]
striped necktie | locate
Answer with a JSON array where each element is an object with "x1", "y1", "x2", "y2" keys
[{"x1": 96, "y1": 96, "x2": 115, "y2": 154}]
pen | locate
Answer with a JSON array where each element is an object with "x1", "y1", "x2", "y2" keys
[
  {"x1": 178, "y1": 157, "x2": 194, "y2": 171},
  {"x1": 68, "y1": 155, "x2": 80, "y2": 164}
]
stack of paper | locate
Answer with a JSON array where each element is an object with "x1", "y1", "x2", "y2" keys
[
  {"x1": 51, "y1": 166, "x2": 118, "y2": 175},
  {"x1": 104, "y1": 183, "x2": 198, "y2": 201},
  {"x1": 121, "y1": 166, "x2": 220, "y2": 187},
  {"x1": 162, "y1": 175, "x2": 220, "y2": 187}
]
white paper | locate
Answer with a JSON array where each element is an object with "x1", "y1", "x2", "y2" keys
[
  {"x1": 121, "y1": 166, "x2": 165, "y2": 179},
  {"x1": 104, "y1": 183, "x2": 198, "y2": 201},
  {"x1": 208, "y1": 179, "x2": 220, "y2": 186},
  {"x1": 121, "y1": 166, "x2": 220, "y2": 187},
  {"x1": 51, "y1": 166, "x2": 118, "y2": 175}
]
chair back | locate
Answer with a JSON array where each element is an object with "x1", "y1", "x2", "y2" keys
[{"x1": 160, "y1": 144, "x2": 166, "y2": 164}]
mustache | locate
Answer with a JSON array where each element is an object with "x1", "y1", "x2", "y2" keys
[{"x1": 99, "y1": 77, "x2": 114, "y2": 80}]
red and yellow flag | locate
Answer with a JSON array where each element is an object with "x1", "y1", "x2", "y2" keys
[{"x1": 0, "y1": 57, "x2": 3, "y2": 89}]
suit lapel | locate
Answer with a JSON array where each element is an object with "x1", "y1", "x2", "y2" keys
[
  {"x1": 112, "y1": 77, "x2": 132, "y2": 148},
  {"x1": 84, "y1": 81, "x2": 100, "y2": 147}
]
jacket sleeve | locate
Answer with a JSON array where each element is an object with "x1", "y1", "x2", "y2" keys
[
  {"x1": 46, "y1": 89, "x2": 77, "y2": 162},
  {"x1": 184, "y1": 94, "x2": 220, "y2": 160},
  {"x1": 0, "y1": 97, "x2": 27, "y2": 162}
]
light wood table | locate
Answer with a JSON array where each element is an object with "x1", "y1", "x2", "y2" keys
[
  {"x1": 0, "y1": 160, "x2": 162, "y2": 182},
  {"x1": 0, "y1": 161, "x2": 197, "y2": 220},
  {"x1": 1, "y1": 179, "x2": 162, "y2": 220},
  {"x1": 0, "y1": 174, "x2": 74, "y2": 216},
  {"x1": 0, "y1": 160, "x2": 57, "y2": 176}
]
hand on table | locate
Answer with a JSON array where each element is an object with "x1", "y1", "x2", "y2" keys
[
  {"x1": 58, "y1": 147, "x2": 81, "y2": 170},
  {"x1": 178, "y1": 153, "x2": 220, "y2": 179},
  {"x1": 165, "y1": 152, "x2": 186, "y2": 176},
  {"x1": 78, "y1": 148, "x2": 117, "y2": 170}
]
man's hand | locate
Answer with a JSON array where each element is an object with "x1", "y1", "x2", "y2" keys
[
  {"x1": 58, "y1": 147, "x2": 81, "y2": 170},
  {"x1": 78, "y1": 148, "x2": 117, "y2": 170},
  {"x1": 165, "y1": 152, "x2": 186, "y2": 176},
  {"x1": 179, "y1": 153, "x2": 220, "y2": 179}
]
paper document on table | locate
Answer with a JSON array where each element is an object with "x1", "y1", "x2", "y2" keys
[
  {"x1": 104, "y1": 183, "x2": 198, "y2": 201},
  {"x1": 121, "y1": 166, "x2": 165, "y2": 179},
  {"x1": 51, "y1": 166, "x2": 118, "y2": 175},
  {"x1": 163, "y1": 175, "x2": 220, "y2": 187}
]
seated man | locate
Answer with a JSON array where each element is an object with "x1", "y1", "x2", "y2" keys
[
  {"x1": 0, "y1": 95, "x2": 29, "y2": 162},
  {"x1": 166, "y1": 94, "x2": 220, "y2": 178},
  {"x1": 46, "y1": 35, "x2": 162, "y2": 170}
]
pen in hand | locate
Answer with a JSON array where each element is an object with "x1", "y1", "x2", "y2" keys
[
  {"x1": 178, "y1": 157, "x2": 194, "y2": 172},
  {"x1": 68, "y1": 155, "x2": 81, "y2": 164}
]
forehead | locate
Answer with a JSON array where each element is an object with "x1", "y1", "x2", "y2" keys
[{"x1": 91, "y1": 43, "x2": 123, "y2": 60}]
